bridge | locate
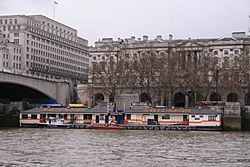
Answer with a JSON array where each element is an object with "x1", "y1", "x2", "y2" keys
[{"x1": 0, "y1": 71, "x2": 72, "y2": 105}]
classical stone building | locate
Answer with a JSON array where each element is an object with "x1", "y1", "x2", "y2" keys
[
  {"x1": 0, "y1": 15, "x2": 89, "y2": 83},
  {"x1": 78, "y1": 32, "x2": 250, "y2": 108}
]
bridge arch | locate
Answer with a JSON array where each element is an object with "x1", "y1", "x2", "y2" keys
[
  {"x1": 0, "y1": 72, "x2": 71, "y2": 104},
  {"x1": 0, "y1": 82, "x2": 56, "y2": 103}
]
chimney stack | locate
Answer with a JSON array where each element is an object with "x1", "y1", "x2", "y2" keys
[
  {"x1": 156, "y1": 35, "x2": 162, "y2": 40},
  {"x1": 143, "y1": 35, "x2": 148, "y2": 41},
  {"x1": 169, "y1": 34, "x2": 173, "y2": 40}
]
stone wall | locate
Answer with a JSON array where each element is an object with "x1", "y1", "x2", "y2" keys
[
  {"x1": 114, "y1": 94, "x2": 139, "y2": 111},
  {"x1": 223, "y1": 102, "x2": 241, "y2": 130}
]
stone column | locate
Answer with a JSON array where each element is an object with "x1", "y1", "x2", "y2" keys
[
  {"x1": 168, "y1": 92, "x2": 172, "y2": 107},
  {"x1": 160, "y1": 93, "x2": 165, "y2": 106},
  {"x1": 185, "y1": 94, "x2": 189, "y2": 108}
]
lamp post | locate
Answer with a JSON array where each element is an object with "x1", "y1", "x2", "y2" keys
[{"x1": 215, "y1": 69, "x2": 219, "y2": 101}]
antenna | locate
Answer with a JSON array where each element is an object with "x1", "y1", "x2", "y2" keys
[
  {"x1": 249, "y1": 15, "x2": 250, "y2": 33},
  {"x1": 53, "y1": 1, "x2": 58, "y2": 19}
]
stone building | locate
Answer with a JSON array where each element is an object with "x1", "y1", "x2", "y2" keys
[
  {"x1": 78, "y1": 32, "x2": 250, "y2": 108},
  {"x1": 0, "y1": 15, "x2": 89, "y2": 83}
]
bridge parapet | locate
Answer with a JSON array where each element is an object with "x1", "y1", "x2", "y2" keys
[{"x1": 0, "y1": 71, "x2": 71, "y2": 104}]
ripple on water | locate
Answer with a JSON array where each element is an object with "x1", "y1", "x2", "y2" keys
[{"x1": 0, "y1": 129, "x2": 250, "y2": 167}]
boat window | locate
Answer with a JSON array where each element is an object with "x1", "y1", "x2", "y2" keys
[
  {"x1": 200, "y1": 115, "x2": 203, "y2": 118},
  {"x1": 64, "y1": 114, "x2": 67, "y2": 119},
  {"x1": 100, "y1": 114, "x2": 104, "y2": 120},
  {"x1": 22, "y1": 114, "x2": 28, "y2": 119},
  {"x1": 126, "y1": 114, "x2": 131, "y2": 120},
  {"x1": 31, "y1": 115, "x2": 37, "y2": 119},
  {"x1": 208, "y1": 115, "x2": 216, "y2": 121},
  {"x1": 84, "y1": 114, "x2": 92, "y2": 120},
  {"x1": 191, "y1": 115, "x2": 195, "y2": 118},
  {"x1": 162, "y1": 114, "x2": 170, "y2": 119},
  {"x1": 195, "y1": 118, "x2": 200, "y2": 120}
]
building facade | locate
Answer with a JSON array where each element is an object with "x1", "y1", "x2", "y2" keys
[
  {"x1": 78, "y1": 32, "x2": 250, "y2": 107},
  {"x1": 0, "y1": 15, "x2": 89, "y2": 83}
]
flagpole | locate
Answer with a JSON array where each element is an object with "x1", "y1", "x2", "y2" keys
[{"x1": 53, "y1": 1, "x2": 55, "y2": 19}]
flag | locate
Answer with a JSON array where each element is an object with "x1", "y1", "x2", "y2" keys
[{"x1": 54, "y1": 1, "x2": 58, "y2": 4}]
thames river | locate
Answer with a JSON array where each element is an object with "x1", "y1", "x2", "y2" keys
[{"x1": 0, "y1": 128, "x2": 249, "y2": 167}]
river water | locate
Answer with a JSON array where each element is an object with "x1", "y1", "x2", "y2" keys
[{"x1": 0, "y1": 128, "x2": 249, "y2": 167}]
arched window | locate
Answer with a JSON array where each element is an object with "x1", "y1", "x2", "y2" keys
[
  {"x1": 227, "y1": 92, "x2": 238, "y2": 102},
  {"x1": 109, "y1": 94, "x2": 114, "y2": 103},
  {"x1": 174, "y1": 92, "x2": 185, "y2": 107},
  {"x1": 210, "y1": 92, "x2": 221, "y2": 101},
  {"x1": 245, "y1": 92, "x2": 250, "y2": 105},
  {"x1": 94, "y1": 93, "x2": 104, "y2": 103},
  {"x1": 140, "y1": 93, "x2": 151, "y2": 103},
  {"x1": 188, "y1": 91, "x2": 195, "y2": 107}
]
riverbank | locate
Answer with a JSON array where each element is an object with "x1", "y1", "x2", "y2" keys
[{"x1": 0, "y1": 114, "x2": 19, "y2": 127}]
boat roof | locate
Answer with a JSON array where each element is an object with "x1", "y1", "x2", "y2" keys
[
  {"x1": 21, "y1": 107, "x2": 43, "y2": 114},
  {"x1": 20, "y1": 107, "x2": 221, "y2": 115}
]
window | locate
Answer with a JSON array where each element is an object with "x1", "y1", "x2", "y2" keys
[
  {"x1": 126, "y1": 114, "x2": 131, "y2": 120},
  {"x1": 14, "y1": 33, "x2": 19, "y2": 37},
  {"x1": 4, "y1": 19, "x2": 7, "y2": 24},
  {"x1": 14, "y1": 39, "x2": 19, "y2": 45},
  {"x1": 244, "y1": 74, "x2": 250, "y2": 83},
  {"x1": 208, "y1": 115, "x2": 216, "y2": 121},
  {"x1": 200, "y1": 115, "x2": 203, "y2": 118},
  {"x1": 9, "y1": 19, "x2": 12, "y2": 24},
  {"x1": 223, "y1": 57, "x2": 229, "y2": 68},
  {"x1": 100, "y1": 114, "x2": 104, "y2": 120},
  {"x1": 224, "y1": 50, "x2": 229, "y2": 55},
  {"x1": 247, "y1": 50, "x2": 250, "y2": 55},
  {"x1": 213, "y1": 50, "x2": 218, "y2": 55},
  {"x1": 83, "y1": 114, "x2": 92, "y2": 120},
  {"x1": 191, "y1": 115, "x2": 195, "y2": 118},
  {"x1": 22, "y1": 114, "x2": 28, "y2": 119},
  {"x1": 195, "y1": 118, "x2": 200, "y2": 120},
  {"x1": 31, "y1": 115, "x2": 37, "y2": 119},
  {"x1": 234, "y1": 50, "x2": 239, "y2": 55},
  {"x1": 64, "y1": 114, "x2": 68, "y2": 119},
  {"x1": 162, "y1": 114, "x2": 170, "y2": 119},
  {"x1": 14, "y1": 19, "x2": 17, "y2": 24}
]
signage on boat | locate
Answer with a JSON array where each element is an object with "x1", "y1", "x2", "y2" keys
[{"x1": 144, "y1": 108, "x2": 191, "y2": 113}]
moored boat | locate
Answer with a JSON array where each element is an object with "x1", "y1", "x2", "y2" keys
[
  {"x1": 38, "y1": 117, "x2": 70, "y2": 128},
  {"x1": 86, "y1": 124, "x2": 124, "y2": 130},
  {"x1": 19, "y1": 103, "x2": 222, "y2": 130}
]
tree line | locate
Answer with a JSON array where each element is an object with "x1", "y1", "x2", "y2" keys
[{"x1": 89, "y1": 47, "x2": 250, "y2": 107}]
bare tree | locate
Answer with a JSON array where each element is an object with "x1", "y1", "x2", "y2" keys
[
  {"x1": 90, "y1": 55, "x2": 126, "y2": 102},
  {"x1": 133, "y1": 50, "x2": 159, "y2": 105}
]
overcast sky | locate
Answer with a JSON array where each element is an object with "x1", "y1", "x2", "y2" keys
[{"x1": 0, "y1": 0, "x2": 250, "y2": 45}]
